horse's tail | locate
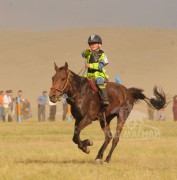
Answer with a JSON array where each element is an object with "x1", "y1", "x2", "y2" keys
[
  {"x1": 128, "y1": 87, "x2": 145, "y2": 103},
  {"x1": 128, "y1": 86, "x2": 167, "y2": 110}
]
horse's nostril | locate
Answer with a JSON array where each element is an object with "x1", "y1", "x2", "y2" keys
[{"x1": 50, "y1": 95, "x2": 57, "y2": 103}]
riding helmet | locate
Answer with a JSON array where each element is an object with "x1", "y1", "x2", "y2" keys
[{"x1": 88, "y1": 34, "x2": 102, "y2": 45}]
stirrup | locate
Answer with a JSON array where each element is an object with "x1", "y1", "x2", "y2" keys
[
  {"x1": 102, "y1": 100, "x2": 110, "y2": 107},
  {"x1": 100, "y1": 107, "x2": 107, "y2": 126},
  {"x1": 66, "y1": 98, "x2": 74, "y2": 105}
]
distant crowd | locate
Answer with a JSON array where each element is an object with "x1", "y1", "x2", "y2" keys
[
  {"x1": 1, "y1": 88, "x2": 177, "y2": 122},
  {"x1": 0, "y1": 90, "x2": 31, "y2": 122},
  {"x1": 0, "y1": 89, "x2": 71, "y2": 122}
]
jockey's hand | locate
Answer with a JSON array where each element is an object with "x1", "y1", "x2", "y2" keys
[{"x1": 85, "y1": 63, "x2": 90, "y2": 68}]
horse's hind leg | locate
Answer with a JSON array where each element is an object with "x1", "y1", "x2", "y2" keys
[
  {"x1": 95, "y1": 120, "x2": 112, "y2": 163},
  {"x1": 104, "y1": 111, "x2": 127, "y2": 163}
]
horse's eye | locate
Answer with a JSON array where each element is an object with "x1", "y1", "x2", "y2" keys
[
  {"x1": 61, "y1": 71, "x2": 67, "y2": 81},
  {"x1": 61, "y1": 74, "x2": 66, "y2": 81}
]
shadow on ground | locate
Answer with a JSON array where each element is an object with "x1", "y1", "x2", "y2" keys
[{"x1": 15, "y1": 159, "x2": 95, "y2": 164}]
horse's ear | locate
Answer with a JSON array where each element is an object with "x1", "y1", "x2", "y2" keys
[
  {"x1": 64, "y1": 62, "x2": 68, "y2": 69},
  {"x1": 54, "y1": 62, "x2": 58, "y2": 71}
]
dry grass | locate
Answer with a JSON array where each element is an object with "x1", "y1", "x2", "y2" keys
[{"x1": 0, "y1": 119, "x2": 177, "y2": 180}]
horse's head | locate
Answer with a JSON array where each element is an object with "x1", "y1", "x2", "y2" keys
[{"x1": 49, "y1": 62, "x2": 70, "y2": 103}]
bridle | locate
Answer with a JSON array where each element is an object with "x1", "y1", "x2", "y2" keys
[
  {"x1": 50, "y1": 67, "x2": 86, "y2": 101},
  {"x1": 50, "y1": 71, "x2": 72, "y2": 97}
]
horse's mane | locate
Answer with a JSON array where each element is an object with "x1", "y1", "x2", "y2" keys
[{"x1": 69, "y1": 70, "x2": 86, "y2": 85}]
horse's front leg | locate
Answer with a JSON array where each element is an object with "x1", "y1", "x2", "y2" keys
[{"x1": 72, "y1": 116, "x2": 92, "y2": 154}]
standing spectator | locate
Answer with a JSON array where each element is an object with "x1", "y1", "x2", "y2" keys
[
  {"x1": 61, "y1": 94, "x2": 68, "y2": 121},
  {"x1": 147, "y1": 104, "x2": 155, "y2": 120},
  {"x1": 37, "y1": 91, "x2": 48, "y2": 122},
  {"x1": 9, "y1": 90, "x2": 15, "y2": 121},
  {"x1": 22, "y1": 99, "x2": 32, "y2": 119},
  {"x1": 173, "y1": 95, "x2": 177, "y2": 121},
  {"x1": 16, "y1": 90, "x2": 25, "y2": 121},
  {"x1": 3, "y1": 90, "x2": 12, "y2": 122},
  {"x1": 156, "y1": 108, "x2": 166, "y2": 121},
  {"x1": 147, "y1": 95, "x2": 156, "y2": 120},
  {"x1": 18, "y1": 90, "x2": 23, "y2": 99},
  {"x1": 17, "y1": 90, "x2": 25, "y2": 103},
  {"x1": 0, "y1": 91, "x2": 4, "y2": 120},
  {"x1": 48, "y1": 100, "x2": 57, "y2": 121}
]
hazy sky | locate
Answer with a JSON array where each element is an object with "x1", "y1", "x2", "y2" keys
[{"x1": 0, "y1": 0, "x2": 177, "y2": 31}]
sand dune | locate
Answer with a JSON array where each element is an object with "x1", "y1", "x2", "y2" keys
[{"x1": 0, "y1": 27, "x2": 177, "y2": 119}]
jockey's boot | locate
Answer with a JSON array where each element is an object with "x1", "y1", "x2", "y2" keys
[{"x1": 100, "y1": 88, "x2": 110, "y2": 107}]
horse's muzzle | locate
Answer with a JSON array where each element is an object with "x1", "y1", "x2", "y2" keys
[{"x1": 49, "y1": 95, "x2": 58, "y2": 103}]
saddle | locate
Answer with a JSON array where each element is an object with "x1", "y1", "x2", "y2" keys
[
  {"x1": 86, "y1": 78, "x2": 99, "y2": 93},
  {"x1": 86, "y1": 78, "x2": 108, "y2": 92},
  {"x1": 87, "y1": 78, "x2": 109, "y2": 123}
]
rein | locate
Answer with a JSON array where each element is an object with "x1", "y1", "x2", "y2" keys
[{"x1": 68, "y1": 67, "x2": 86, "y2": 99}]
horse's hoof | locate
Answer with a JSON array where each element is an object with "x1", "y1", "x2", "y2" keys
[
  {"x1": 103, "y1": 161, "x2": 109, "y2": 165},
  {"x1": 95, "y1": 159, "x2": 102, "y2": 164},
  {"x1": 89, "y1": 140, "x2": 93, "y2": 146},
  {"x1": 85, "y1": 148, "x2": 90, "y2": 154},
  {"x1": 82, "y1": 146, "x2": 90, "y2": 154}
]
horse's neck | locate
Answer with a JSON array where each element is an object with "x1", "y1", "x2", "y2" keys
[
  {"x1": 67, "y1": 70, "x2": 84, "y2": 97},
  {"x1": 71, "y1": 70, "x2": 82, "y2": 83}
]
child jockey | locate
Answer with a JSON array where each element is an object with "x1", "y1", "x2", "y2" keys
[{"x1": 82, "y1": 34, "x2": 109, "y2": 107}]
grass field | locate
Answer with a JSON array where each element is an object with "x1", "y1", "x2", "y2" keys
[{"x1": 0, "y1": 119, "x2": 177, "y2": 180}]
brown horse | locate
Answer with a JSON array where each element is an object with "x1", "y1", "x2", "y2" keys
[{"x1": 49, "y1": 62, "x2": 167, "y2": 163}]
